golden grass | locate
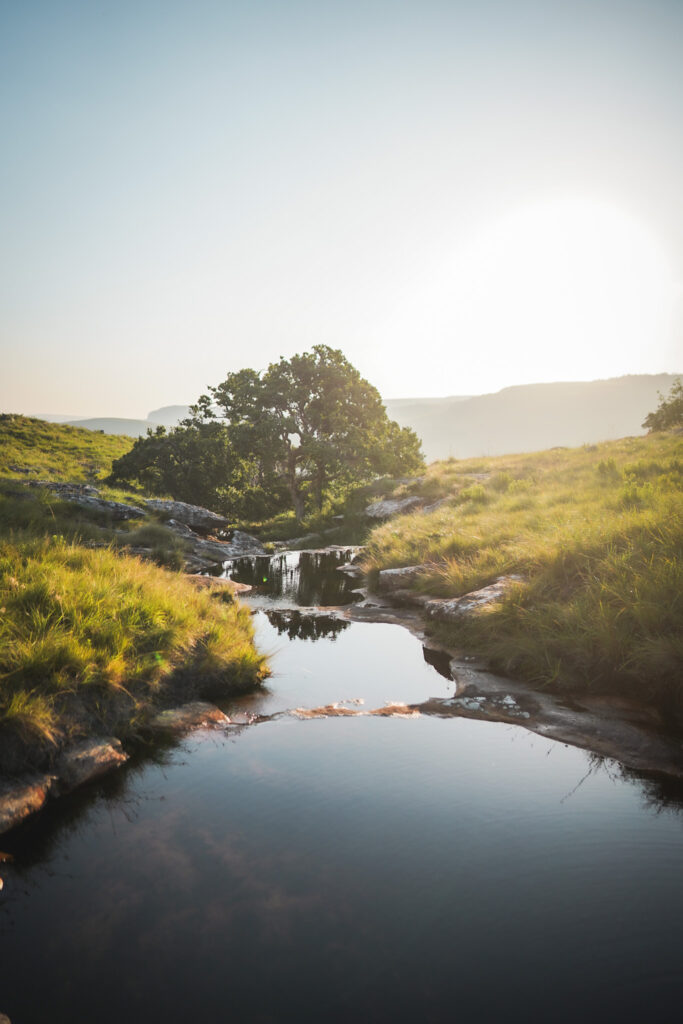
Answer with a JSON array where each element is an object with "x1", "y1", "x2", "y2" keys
[{"x1": 363, "y1": 434, "x2": 683, "y2": 711}]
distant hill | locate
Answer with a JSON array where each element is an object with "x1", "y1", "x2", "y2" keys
[
  {"x1": 385, "y1": 374, "x2": 680, "y2": 461},
  {"x1": 32, "y1": 373, "x2": 680, "y2": 462},
  {"x1": 65, "y1": 417, "x2": 153, "y2": 436},
  {"x1": 147, "y1": 405, "x2": 192, "y2": 428}
]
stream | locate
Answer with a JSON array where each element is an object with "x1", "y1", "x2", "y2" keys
[{"x1": 1, "y1": 550, "x2": 683, "y2": 1022}]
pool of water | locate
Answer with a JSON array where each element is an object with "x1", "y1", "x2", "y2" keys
[{"x1": 1, "y1": 554, "x2": 682, "y2": 1023}]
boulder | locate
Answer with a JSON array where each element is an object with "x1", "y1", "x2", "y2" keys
[
  {"x1": 144, "y1": 499, "x2": 229, "y2": 535},
  {"x1": 29, "y1": 482, "x2": 146, "y2": 521},
  {"x1": 0, "y1": 774, "x2": 56, "y2": 835},
  {"x1": 56, "y1": 738, "x2": 128, "y2": 793},
  {"x1": 424, "y1": 576, "x2": 523, "y2": 621},
  {"x1": 364, "y1": 496, "x2": 424, "y2": 520},
  {"x1": 377, "y1": 565, "x2": 427, "y2": 591},
  {"x1": 148, "y1": 702, "x2": 230, "y2": 733}
]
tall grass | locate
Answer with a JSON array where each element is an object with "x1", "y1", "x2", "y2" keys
[
  {"x1": 0, "y1": 414, "x2": 133, "y2": 481},
  {"x1": 0, "y1": 536, "x2": 266, "y2": 771},
  {"x1": 364, "y1": 434, "x2": 683, "y2": 713}
]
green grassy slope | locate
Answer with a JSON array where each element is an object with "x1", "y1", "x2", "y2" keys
[
  {"x1": 0, "y1": 418, "x2": 266, "y2": 775},
  {"x1": 0, "y1": 414, "x2": 134, "y2": 481},
  {"x1": 364, "y1": 433, "x2": 683, "y2": 714}
]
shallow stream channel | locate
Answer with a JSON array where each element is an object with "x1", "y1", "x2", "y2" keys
[{"x1": 1, "y1": 549, "x2": 683, "y2": 1022}]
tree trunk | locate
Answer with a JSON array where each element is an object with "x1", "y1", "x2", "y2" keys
[{"x1": 286, "y1": 449, "x2": 305, "y2": 522}]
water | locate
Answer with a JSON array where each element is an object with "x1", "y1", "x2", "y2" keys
[{"x1": 1, "y1": 552, "x2": 682, "y2": 1023}]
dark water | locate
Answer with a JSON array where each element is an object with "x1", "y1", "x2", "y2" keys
[
  {"x1": 1, "y1": 553, "x2": 683, "y2": 1023},
  {"x1": 217, "y1": 547, "x2": 360, "y2": 608}
]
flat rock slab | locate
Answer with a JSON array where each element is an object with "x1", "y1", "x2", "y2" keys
[
  {"x1": 29, "y1": 483, "x2": 146, "y2": 520},
  {"x1": 424, "y1": 575, "x2": 523, "y2": 620},
  {"x1": 145, "y1": 499, "x2": 229, "y2": 535},
  {"x1": 149, "y1": 702, "x2": 230, "y2": 734},
  {"x1": 364, "y1": 496, "x2": 425, "y2": 520},
  {"x1": 56, "y1": 738, "x2": 128, "y2": 794},
  {"x1": 0, "y1": 774, "x2": 56, "y2": 835}
]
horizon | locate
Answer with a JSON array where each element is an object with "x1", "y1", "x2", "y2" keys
[{"x1": 8, "y1": 368, "x2": 679, "y2": 427}]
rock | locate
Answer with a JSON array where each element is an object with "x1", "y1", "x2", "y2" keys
[
  {"x1": 185, "y1": 575, "x2": 252, "y2": 595},
  {"x1": 0, "y1": 1012, "x2": 12, "y2": 1023},
  {"x1": 148, "y1": 702, "x2": 230, "y2": 734},
  {"x1": 422, "y1": 497, "x2": 449, "y2": 514},
  {"x1": 56, "y1": 738, "x2": 128, "y2": 793},
  {"x1": 29, "y1": 482, "x2": 146, "y2": 520},
  {"x1": 364, "y1": 496, "x2": 424, "y2": 520},
  {"x1": 145, "y1": 499, "x2": 229, "y2": 535},
  {"x1": 377, "y1": 565, "x2": 427, "y2": 591},
  {"x1": 424, "y1": 576, "x2": 523, "y2": 621},
  {"x1": 0, "y1": 774, "x2": 56, "y2": 835}
]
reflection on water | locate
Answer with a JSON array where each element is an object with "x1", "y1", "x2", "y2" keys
[
  {"x1": 219, "y1": 548, "x2": 359, "y2": 607},
  {"x1": 2, "y1": 556, "x2": 683, "y2": 1023},
  {"x1": 265, "y1": 608, "x2": 350, "y2": 642}
]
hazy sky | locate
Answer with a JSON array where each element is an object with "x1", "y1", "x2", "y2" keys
[{"x1": 2, "y1": 0, "x2": 682, "y2": 416}]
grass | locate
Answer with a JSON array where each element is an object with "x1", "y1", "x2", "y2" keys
[
  {"x1": 363, "y1": 433, "x2": 683, "y2": 716},
  {"x1": 0, "y1": 414, "x2": 134, "y2": 482},
  {"x1": 0, "y1": 417, "x2": 267, "y2": 775},
  {"x1": 0, "y1": 534, "x2": 267, "y2": 773}
]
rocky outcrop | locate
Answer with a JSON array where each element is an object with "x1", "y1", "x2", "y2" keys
[
  {"x1": 29, "y1": 482, "x2": 146, "y2": 521},
  {"x1": 148, "y1": 701, "x2": 231, "y2": 733},
  {"x1": 424, "y1": 576, "x2": 523, "y2": 620},
  {"x1": 161, "y1": 519, "x2": 265, "y2": 571},
  {"x1": 0, "y1": 774, "x2": 56, "y2": 834},
  {"x1": 376, "y1": 565, "x2": 427, "y2": 591},
  {"x1": 55, "y1": 738, "x2": 128, "y2": 793},
  {"x1": 145, "y1": 499, "x2": 229, "y2": 535},
  {"x1": 364, "y1": 496, "x2": 425, "y2": 520}
]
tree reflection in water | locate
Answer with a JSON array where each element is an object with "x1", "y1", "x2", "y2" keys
[{"x1": 265, "y1": 609, "x2": 350, "y2": 641}]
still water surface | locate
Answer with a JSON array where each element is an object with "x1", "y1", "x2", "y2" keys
[{"x1": 1, "y1": 553, "x2": 682, "y2": 1022}]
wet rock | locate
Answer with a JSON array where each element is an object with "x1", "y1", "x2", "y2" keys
[
  {"x1": 148, "y1": 702, "x2": 230, "y2": 733},
  {"x1": 144, "y1": 499, "x2": 229, "y2": 535},
  {"x1": 56, "y1": 738, "x2": 128, "y2": 793},
  {"x1": 364, "y1": 496, "x2": 424, "y2": 520},
  {"x1": 292, "y1": 704, "x2": 359, "y2": 719},
  {"x1": 424, "y1": 576, "x2": 523, "y2": 620},
  {"x1": 0, "y1": 774, "x2": 56, "y2": 835},
  {"x1": 369, "y1": 703, "x2": 420, "y2": 718}
]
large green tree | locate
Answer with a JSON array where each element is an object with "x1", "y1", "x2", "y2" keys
[
  {"x1": 110, "y1": 347, "x2": 423, "y2": 521},
  {"x1": 198, "y1": 345, "x2": 423, "y2": 520}
]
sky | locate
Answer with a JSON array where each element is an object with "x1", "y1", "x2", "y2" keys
[{"x1": 1, "y1": 0, "x2": 682, "y2": 417}]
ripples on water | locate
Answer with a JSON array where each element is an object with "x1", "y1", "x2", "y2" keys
[{"x1": 1, "y1": 551, "x2": 682, "y2": 1023}]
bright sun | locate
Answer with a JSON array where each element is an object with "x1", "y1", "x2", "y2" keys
[{"x1": 383, "y1": 198, "x2": 677, "y2": 395}]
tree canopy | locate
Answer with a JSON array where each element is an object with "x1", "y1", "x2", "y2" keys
[
  {"x1": 642, "y1": 378, "x2": 683, "y2": 432},
  {"x1": 108, "y1": 346, "x2": 424, "y2": 521}
]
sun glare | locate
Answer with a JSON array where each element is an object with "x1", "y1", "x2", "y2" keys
[
  {"x1": 385, "y1": 198, "x2": 676, "y2": 395},
  {"x1": 453, "y1": 199, "x2": 676, "y2": 386}
]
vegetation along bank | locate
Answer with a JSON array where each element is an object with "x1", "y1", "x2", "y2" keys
[
  {"x1": 363, "y1": 431, "x2": 682, "y2": 720},
  {"x1": 0, "y1": 416, "x2": 267, "y2": 786}
]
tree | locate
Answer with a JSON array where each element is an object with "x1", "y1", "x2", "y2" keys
[
  {"x1": 109, "y1": 347, "x2": 423, "y2": 521},
  {"x1": 197, "y1": 345, "x2": 424, "y2": 521},
  {"x1": 107, "y1": 420, "x2": 285, "y2": 518},
  {"x1": 642, "y1": 378, "x2": 683, "y2": 432}
]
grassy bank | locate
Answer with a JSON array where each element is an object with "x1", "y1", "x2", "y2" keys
[
  {"x1": 0, "y1": 414, "x2": 134, "y2": 481},
  {"x1": 0, "y1": 534, "x2": 266, "y2": 773},
  {"x1": 0, "y1": 418, "x2": 267, "y2": 775},
  {"x1": 364, "y1": 433, "x2": 683, "y2": 715}
]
